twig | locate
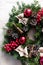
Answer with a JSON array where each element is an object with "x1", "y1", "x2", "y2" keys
[{"x1": 13, "y1": 23, "x2": 24, "y2": 34}]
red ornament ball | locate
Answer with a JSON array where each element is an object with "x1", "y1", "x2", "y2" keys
[
  {"x1": 24, "y1": 8, "x2": 32, "y2": 17},
  {"x1": 40, "y1": 56, "x2": 43, "y2": 65},
  {"x1": 4, "y1": 44, "x2": 12, "y2": 52},
  {"x1": 19, "y1": 36, "x2": 26, "y2": 44}
]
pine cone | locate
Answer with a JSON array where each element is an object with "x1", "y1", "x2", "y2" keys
[
  {"x1": 27, "y1": 44, "x2": 39, "y2": 58},
  {"x1": 30, "y1": 19, "x2": 37, "y2": 26},
  {"x1": 7, "y1": 29, "x2": 13, "y2": 36},
  {"x1": 31, "y1": 51, "x2": 38, "y2": 58},
  {"x1": 11, "y1": 32, "x2": 19, "y2": 40},
  {"x1": 31, "y1": 12, "x2": 37, "y2": 19},
  {"x1": 30, "y1": 12, "x2": 37, "y2": 26},
  {"x1": 7, "y1": 29, "x2": 19, "y2": 40},
  {"x1": 27, "y1": 45, "x2": 32, "y2": 51},
  {"x1": 22, "y1": 25, "x2": 28, "y2": 32}
]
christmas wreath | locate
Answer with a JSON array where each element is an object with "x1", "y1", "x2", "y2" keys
[{"x1": 2, "y1": 0, "x2": 43, "y2": 65}]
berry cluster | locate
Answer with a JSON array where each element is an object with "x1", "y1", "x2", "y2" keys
[
  {"x1": 4, "y1": 36, "x2": 26, "y2": 52},
  {"x1": 37, "y1": 8, "x2": 43, "y2": 23}
]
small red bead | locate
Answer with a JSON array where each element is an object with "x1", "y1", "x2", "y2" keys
[
  {"x1": 37, "y1": 8, "x2": 43, "y2": 16},
  {"x1": 24, "y1": 8, "x2": 32, "y2": 17},
  {"x1": 4, "y1": 44, "x2": 12, "y2": 52},
  {"x1": 10, "y1": 41, "x2": 18, "y2": 49},
  {"x1": 15, "y1": 38, "x2": 20, "y2": 45},
  {"x1": 37, "y1": 14, "x2": 41, "y2": 23},
  {"x1": 19, "y1": 36, "x2": 26, "y2": 44},
  {"x1": 37, "y1": 11, "x2": 41, "y2": 15},
  {"x1": 40, "y1": 8, "x2": 43, "y2": 16}
]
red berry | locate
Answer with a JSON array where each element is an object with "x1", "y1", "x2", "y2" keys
[
  {"x1": 10, "y1": 41, "x2": 18, "y2": 48},
  {"x1": 24, "y1": 8, "x2": 32, "y2": 17},
  {"x1": 4, "y1": 44, "x2": 12, "y2": 52},
  {"x1": 15, "y1": 38, "x2": 20, "y2": 45},
  {"x1": 37, "y1": 11, "x2": 41, "y2": 15},
  {"x1": 40, "y1": 8, "x2": 43, "y2": 16},
  {"x1": 38, "y1": 8, "x2": 43, "y2": 16},
  {"x1": 19, "y1": 36, "x2": 26, "y2": 44},
  {"x1": 36, "y1": 8, "x2": 43, "y2": 23},
  {"x1": 37, "y1": 14, "x2": 41, "y2": 23},
  {"x1": 7, "y1": 43, "x2": 10, "y2": 46},
  {"x1": 40, "y1": 56, "x2": 43, "y2": 65}
]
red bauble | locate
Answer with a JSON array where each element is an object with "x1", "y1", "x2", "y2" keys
[
  {"x1": 24, "y1": 8, "x2": 32, "y2": 17},
  {"x1": 40, "y1": 57, "x2": 43, "y2": 65},
  {"x1": 4, "y1": 44, "x2": 12, "y2": 52},
  {"x1": 19, "y1": 36, "x2": 26, "y2": 44},
  {"x1": 37, "y1": 14, "x2": 41, "y2": 23}
]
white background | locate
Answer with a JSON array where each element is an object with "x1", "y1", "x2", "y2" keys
[{"x1": 0, "y1": 0, "x2": 43, "y2": 65}]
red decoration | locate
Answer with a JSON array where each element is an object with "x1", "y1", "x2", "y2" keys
[
  {"x1": 36, "y1": 8, "x2": 43, "y2": 23},
  {"x1": 38, "y1": 8, "x2": 43, "y2": 16},
  {"x1": 37, "y1": 11, "x2": 41, "y2": 16},
  {"x1": 37, "y1": 14, "x2": 41, "y2": 23},
  {"x1": 4, "y1": 44, "x2": 12, "y2": 52},
  {"x1": 10, "y1": 41, "x2": 18, "y2": 49},
  {"x1": 19, "y1": 36, "x2": 26, "y2": 44},
  {"x1": 4, "y1": 41, "x2": 19, "y2": 52},
  {"x1": 40, "y1": 56, "x2": 43, "y2": 65},
  {"x1": 4, "y1": 36, "x2": 26, "y2": 52},
  {"x1": 15, "y1": 38, "x2": 20, "y2": 45},
  {"x1": 24, "y1": 8, "x2": 32, "y2": 17},
  {"x1": 40, "y1": 8, "x2": 43, "y2": 16}
]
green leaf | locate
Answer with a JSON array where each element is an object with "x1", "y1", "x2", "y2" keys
[
  {"x1": 13, "y1": 51, "x2": 20, "y2": 59},
  {"x1": 29, "y1": 62, "x2": 35, "y2": 65},
  {"x1": 6, "y1": 22, "x2": 13, "y2": 28},
  {"x1": 17, "y1": 2, "x2": 22, "y2": 9},
  {"x1": 22, "y1": 39, "x2": 34, "y2": 48},
  {"x1": 26, "y1": 39, "x2": 34, "y2": 44},
  {"x1": 34, "y1": 0, "x2": 38, "y2": 5},
  {"x1": 36, "y1": 25, "x2": 42, "y2": 33},
  {"x1": 34, "y1": 32, "x2": 40, "y2": 38}
]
